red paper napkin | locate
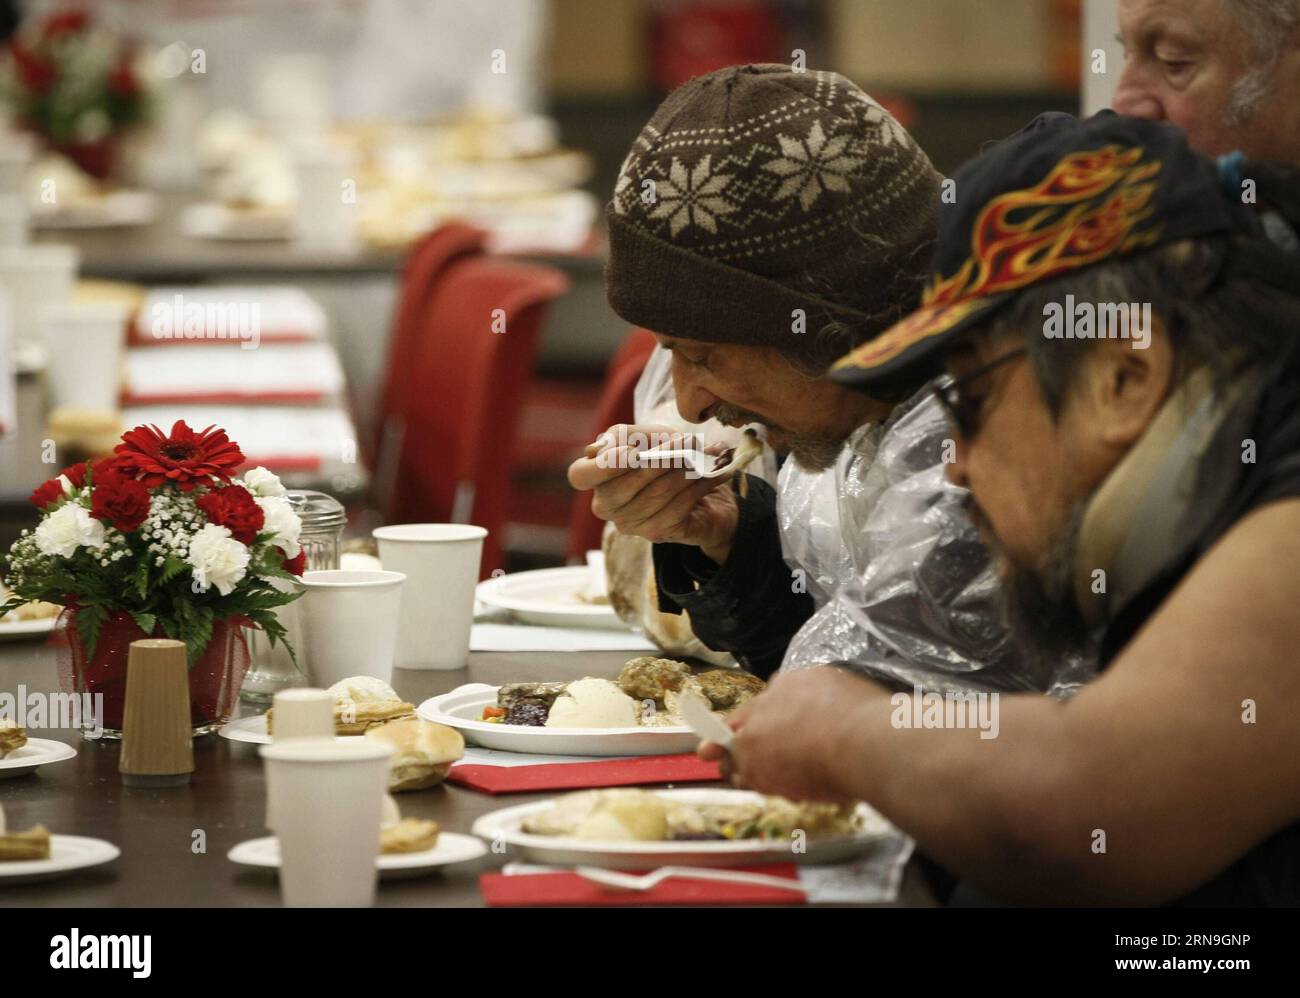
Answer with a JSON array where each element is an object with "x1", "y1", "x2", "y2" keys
[
  {"x1": 447, "y1": 753, "x2": 721, "y2": 794},
  {"x1": 481, "y1": 864, "x2": 804, "y2": 906}
]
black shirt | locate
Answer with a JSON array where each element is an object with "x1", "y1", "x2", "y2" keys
[{"x1": 1098, "y1": 343, "x2": 1300, "y2": 906}]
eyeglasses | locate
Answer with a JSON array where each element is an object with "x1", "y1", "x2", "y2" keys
[{"x1": 932, "y1": 347, "x2": 1027, "y2": 438}]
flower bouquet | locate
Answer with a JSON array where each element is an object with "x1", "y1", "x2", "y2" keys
[
  {"x1": 1, "y1": 420, "x2": 305, "y2": 735},
  {"x1": 0, "y1": 8, "x2": 149, "y2": 179}
]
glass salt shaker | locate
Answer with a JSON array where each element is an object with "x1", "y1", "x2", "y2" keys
[{"x1": 239, "y1": 490, "x2": 346, "y2": 704}]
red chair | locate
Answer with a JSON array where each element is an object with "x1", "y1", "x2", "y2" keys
[
  {"x1": 369, "y1": 223, "x2": 487, "y2": 503},
  {"x1": 565, "y1": 328, "x2": 658, "y2": 562},
  {"x1": 389, "y1": 255, "x2": 571, "y2": 576}
]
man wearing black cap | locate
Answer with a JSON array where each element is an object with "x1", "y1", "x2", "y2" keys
[
  {"x1": 704, "y1": 111, "x2": 1300, "y2": 905},
  {"x1": 571, "y1": 65, "x2": 1084, "y2": 696}
]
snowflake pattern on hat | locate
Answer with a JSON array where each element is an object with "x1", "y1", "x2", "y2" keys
[
  {"x1": 604, "y1": 64, "x2": 942, "y2": 352},
  {"x1": 610, "y1": 69, "x2": 934, "y2": 262}
]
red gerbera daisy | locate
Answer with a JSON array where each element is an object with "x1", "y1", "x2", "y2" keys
[{"x1": 113, "y1": 421, "x2": 245, "y2": 492}]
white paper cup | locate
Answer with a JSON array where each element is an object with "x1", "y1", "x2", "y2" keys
[
  {"x1": 0, "y1": 244, "x2": 79, "y2": 348},
  {"x1": 259, "y1": 738, "x2": 392, "y2": 907},
  {"x1": 39, "y1": 300, "x2": 129, "y2": 410},
  {"x1": 373, "y1": 524, "x2": 486, "y2": 671},
  {"x1": 298, "y1": 570, "x2": 405, "y2": 688},
  {"x1": 270, "y1": 688, "x2": 334, "y2": 741},
  {"x1": 264, "y1": 687, "x2": 335, "y2": 833},
  {"x1": 290, "y1": 143, "x2": 357, "y2": 248},
  {"x1": 0, "y1": 195, "x2": 28, "y2": 247},
  {"x1": 0, "y1": 134, "x2": 33, "y2": 197}
]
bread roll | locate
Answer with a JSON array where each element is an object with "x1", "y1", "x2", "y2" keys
[
  {"x1": 364, "y1": 718, "x2": 464, "y2": 792},
  {"x1": 379, "y1": 817, "x2": 439, "y2": 854},
  {"x1": 0, "y1": 721, "x2": 26, "y2": 758},
  {"x1": 327, "y1": 675, "x2": 400, "y2": 703}
]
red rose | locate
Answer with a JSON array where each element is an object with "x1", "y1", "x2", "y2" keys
[
  {"x1": 9, "y1": 41, "x2": 54, "y2": 93},
  {"x1": 108, "y1": 56, "x2": 137, "y2": 97},
  {"x1": 30, "y1": 457, "x2": 118, "y2": 508},
  {"x1": 29, "y1": 477, "x2": 64, "y2": 510},
  {"x1": 62, "y1": 458, "x2": 120, "y2": 489},
  {"x1": 42, "y1": 11, "x2": 90, "y2": 40},
  {"x1": 90, "y1": 467, "x2": 151, "y2": 532},
  {"x1": 279, "y1": 547, "x2": 306, "y2": 576},
  {"x1": 197, "y1": 485, "x2": 264, "y2": 545},
  {"x1": 60, "y1": 462, "x2": 88, "y2": 488}
]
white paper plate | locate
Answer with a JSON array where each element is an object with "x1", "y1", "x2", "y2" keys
[
  {"x1": 0, "y1": 834, "x2": 119, "y2": 883},
  {"x1": 219, "y1": 714, "x2": 368, "y2": 746},
  {"x1": 0, "y1": 738, "x2": 77, "y2": 779},
  {"x1": 32, "y1": 190, "x2": 159, "y2": 229},
  {"x1": 179, "y1": 201, "x2": 293, "y2": 241},
  {"x1": 472, "y1": 789, "x2": 892, "y2": 869},
  {"x1": 227, "y1": 832, "x2": 486, "y2": 879},
  {"x1": 418, "y1": 683, "x2": 697, "y2": 758},
  {"x1": 218, "y1": 713, "x2": 272, "y2": 744},
  {"x1": 475, "y1": 567, "x2": 622, "y2": 629},
  {"x1": 0, "y1": 615, "x2": 59, "y2": 641}
]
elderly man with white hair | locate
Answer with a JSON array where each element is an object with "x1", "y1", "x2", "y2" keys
[{"x1": 1113, "y1": 0, "x2": 1300, "y2": 162}]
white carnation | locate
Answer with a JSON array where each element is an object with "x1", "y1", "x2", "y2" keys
[
  {"x1": 34, "y1": 503, "x2": 106, "y2": 558},
  {"x1": 256, "y1": 496, "x2": 302, "y2": 557},
  {"x1": 243, "y1": 466, "x2": 286, "y2": 498},
  {"x1": 187, "y1": 523, "x2": 250, "y2": 596}
]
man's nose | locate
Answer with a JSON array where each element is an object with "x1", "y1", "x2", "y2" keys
[
  {"x1": 1111, "y1": 62, "x2": 1164, "y2": 120},
  {"x1": 670, "y1": 360, "x2": 719, "y2": 424}
]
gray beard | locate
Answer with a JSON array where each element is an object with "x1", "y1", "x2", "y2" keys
[
  {"x1": 991, "y1": 500, "x2": 1098, "y2": 664},
  {"x1": 711, "y1": 402, "x2": 850, "y2": 473},
  {"x1": 785, "y1": 433, "x2": 850, "y2": 472}
]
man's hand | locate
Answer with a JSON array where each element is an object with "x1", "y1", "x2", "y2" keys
[
  {"x1": 698, "y1": 666, "x2": 885, "y2": 803},
  {"x1": 568, "y1": 423, "x2": 740, "y2": 564}
]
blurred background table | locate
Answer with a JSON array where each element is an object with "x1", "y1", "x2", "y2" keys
[{"x1": 0, "y1": 640, "x2": 935, "y2": 907}]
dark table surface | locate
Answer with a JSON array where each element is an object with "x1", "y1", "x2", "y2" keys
[
  {"x1": 32, "y1": 191, "x2": 604, "y2": 283},
  {"x1": 0, "y1": 638, "x2": 934, "y2": 907}
]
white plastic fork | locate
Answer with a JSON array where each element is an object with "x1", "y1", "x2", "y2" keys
[
  {"x1": 575, "y1": 864, "x2": 808, "y2": 894},
  {"x1": 635, "y1": 446, "x2": 735, "y2": 479}
]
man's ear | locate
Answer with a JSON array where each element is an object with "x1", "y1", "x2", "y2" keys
[{"x1": 1078, "y1": 317, "x2": 1174, "y2": 448}]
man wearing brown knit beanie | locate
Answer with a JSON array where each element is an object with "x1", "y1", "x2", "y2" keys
[{"x1": 570, "y1": 65, "x2": 1087, "y2": 696}]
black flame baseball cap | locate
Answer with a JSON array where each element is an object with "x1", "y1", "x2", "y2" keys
[{"x1": 829, "y1": 111, "x2": 1258, "y2": 393}]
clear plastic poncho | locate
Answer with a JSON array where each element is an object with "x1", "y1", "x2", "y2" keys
[{"x1": 637, "y1": 345, "x2": 1090, "y2": 696}]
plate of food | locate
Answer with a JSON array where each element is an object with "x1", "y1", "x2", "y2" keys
[
  {"x1": 0, "y1": 805, "x2": 119, "y2": 882},
  {"x1": 472, "y1": 788, "x2": 892, "y2": 869},
  {"x1": 221, "y1": 677, "x2": 465, "y2": 793},
  {"x1": 417, "y1": 657, "x2": 765, "y2": 757},
  {"x1": 475, "y1": 565, "x2": 622, "y2": 629},
  {"x1": 0, "y1": 723, "x2": 77, "y2": 779},
  {"x1": 0, "y1": 588, "x2": 62, "y2": 641},
  {"x1": 179, "y1": 201, "x2": 294, "y2": 241},
  {"x1": 219, "y1": 675, "x2": 417, "y2": 745},
  {"x1": 228, "y1": 830, "x2": 486, "y2": 880},
  {"x1": 31, "y1": 189, "x2": 160, "y2": 229}
]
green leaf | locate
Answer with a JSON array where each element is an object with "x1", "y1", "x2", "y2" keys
[
  {"x1": 133, "y1": 557, "x2": 150, "y2": 601},
  {"x1": 160, "y1": 556, "x2": 189, "y2": 585},
  {"x1": 74, "y1": 603, "x2": 109, "y2": 662},
  {"x1": 177, "y1": 601, "x2": 214, "y2": 665},
  {"x1": 130, "y1": 611, "x2": 157, "y2": 636},
  {"x1": 246, "y1": 611, "x2": 302, "y2": 677}
]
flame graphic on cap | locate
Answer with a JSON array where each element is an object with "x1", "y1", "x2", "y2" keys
[{"x1": 836, "y1": 144, "x2": 1165, "y2": 373}]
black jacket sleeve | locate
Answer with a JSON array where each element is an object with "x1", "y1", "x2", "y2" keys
[{"x1": 650, "y1": 474, "x2": 814, "y2": 679}]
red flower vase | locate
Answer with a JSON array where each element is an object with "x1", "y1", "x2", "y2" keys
[
  {"x1": 50, "y1": 138, "x2": 119, "y2": 181},
  {"x1": 56, "y1": 608, "x2": 252, "y2": 738}
]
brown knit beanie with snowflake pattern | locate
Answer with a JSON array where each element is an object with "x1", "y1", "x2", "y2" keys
[{"x1": 606, "y1": 63, "x2": 942, "y2": 367}]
